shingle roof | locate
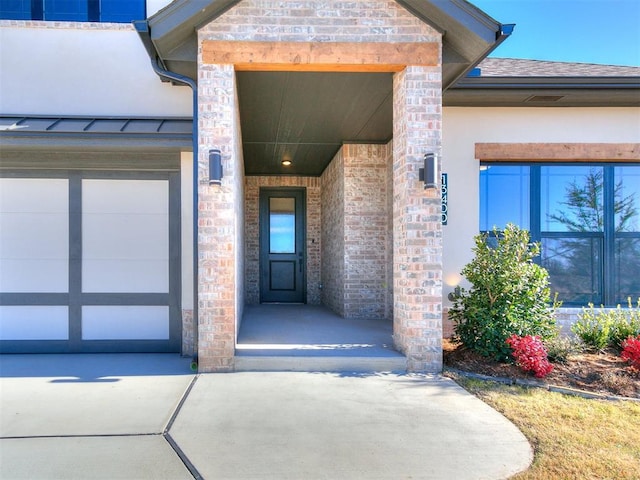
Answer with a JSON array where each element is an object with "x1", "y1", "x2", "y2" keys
[{"x1": 475, "y1": 58, "x2": 640, "y2": 77}]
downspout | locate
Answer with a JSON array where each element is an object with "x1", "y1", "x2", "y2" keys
[{"x1": 134, "y1": 20, "x2": 199, "y2": 371}]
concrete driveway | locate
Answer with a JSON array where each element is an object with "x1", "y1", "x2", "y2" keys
[{"x1": 0, "y1": 354, "x2": 532, "y2": 479}]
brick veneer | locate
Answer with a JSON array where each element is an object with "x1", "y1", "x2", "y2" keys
[
  {"x1": 196, "y1": 62, "x2": 245, "y2": 372},
  {"x1": 392, "y1": 67, "x2": 443, "y2": 372},
  {"x1": 244, "y1": 176, "x2": 322, "y2": 306},
  {"x1": 321, "y1": 144, "x2": 392, "y2": 320},
  {"x1": 320, "y1": 149, "x2": 345, "y2": 315},
  {"x1": 197, "y1": 0, "x2": 443, "y2": 372}
]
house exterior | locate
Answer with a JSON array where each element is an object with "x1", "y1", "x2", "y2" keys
[{"x1": 1, "y1": 0, "x2": 639, "y2": 373}]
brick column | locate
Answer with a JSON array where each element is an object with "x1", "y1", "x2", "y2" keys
[
  {"x1": 197, "y1": 62, "x2": 241, "y2": 372},
  {"x1": 392, "y1": 66, "x2": 443, "y2": 373}
]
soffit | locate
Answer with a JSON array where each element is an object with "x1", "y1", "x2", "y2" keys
[
  {"x1": 145, "y1": 0, "x2": 506, "y2": 176},
  {"x1": 237, "y1": 71, "x2": 393, "y2": 176},
  {"x1": 147, "y1": 0, "x2": 506, "y2": 87}
]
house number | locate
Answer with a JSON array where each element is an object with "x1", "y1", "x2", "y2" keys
[{"x1": 441, "y1": 173, "x2": 448, "y2": 225}]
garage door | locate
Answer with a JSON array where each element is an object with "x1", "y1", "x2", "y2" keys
[{"x1": 0, "y1": 172, "x2": 181, "y2": 353}]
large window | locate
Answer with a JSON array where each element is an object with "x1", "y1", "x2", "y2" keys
[
  {"x1": 480, "y1": 164, "x2": 640, "y2": 306},
  {"x1": 0, "y1": 0, "x2": 145, "y2": 22}
]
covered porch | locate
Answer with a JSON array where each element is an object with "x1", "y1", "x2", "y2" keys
[
  {"x1": 235, "y1": 304, "x2": 406, "y2": 372},
  {"x1": 135, "y1": 0, "x2": 509, "y2": 373}
]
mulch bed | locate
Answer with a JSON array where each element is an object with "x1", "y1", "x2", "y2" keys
[{"x1": 443, "y1": 338, "x2": 640, "y2": 399}]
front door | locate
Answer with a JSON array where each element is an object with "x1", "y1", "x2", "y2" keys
[{"x1": 259, "y1": 188, "x2": 306, "y2": 303}]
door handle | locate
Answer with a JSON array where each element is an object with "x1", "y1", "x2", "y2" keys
[{"x1": 299, "y1": 252, "x2": 303, "y2": 272}]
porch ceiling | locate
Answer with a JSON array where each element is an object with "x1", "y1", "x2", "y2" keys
[
  {"x1": 142, "y1": 0, "x2": 509, "y2": 176},
  {"x1": 237, "y1": 71, "x2": 393, "y2": 176}
]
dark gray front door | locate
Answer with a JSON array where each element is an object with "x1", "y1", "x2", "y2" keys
[{"x1": 259, "y1": 188, "x2": 306, "y2": 303}]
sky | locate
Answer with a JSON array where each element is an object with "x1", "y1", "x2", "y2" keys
[{"x1": 470, "y1": 0, "x2": 640, "y2": 67}]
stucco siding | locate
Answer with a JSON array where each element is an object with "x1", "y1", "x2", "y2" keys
[
  {"x1": 442, "y1": 106, "x2": 640, "y2": 305},
  {"x1": 0, "y1": 22, "x2": 191, "y2": 116}
]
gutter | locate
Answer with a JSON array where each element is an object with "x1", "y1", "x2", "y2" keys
[
  {"x1": 444, "y1": 23, "x2": 515, "y2": 91},
  {"x1": 134, "y1": 20, "x2": 199, "y2": 371}
]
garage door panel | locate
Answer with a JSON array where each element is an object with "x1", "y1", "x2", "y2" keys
[
  {"x1": 82, "y1": 179, "x2": 169, "y2": 294},
  {"x1": 0, "y1": 178, "x2": 68, "y2": 213},
  {"x1": 83, "y1": 260, "x2": 169, "y2": 293},
  {"x1": 0, "y1": 306, "x2": 69, "y2": 340},
  {"x1": 0, "y1": 259, "x2": 70, "y2": 293},
  {"x1": 0, "y1": 178, "x2": 69, "y2": 293},
  {"x1": 0, "y1": 173, "x2": 179, "y2": 353},
  {"x1": 82, "y1": 306, "x2": 169, "y2": 340},
  {"x1": 82, "y1": 179, "x2": 168, "y2": 215},
  {"x1": 82, "y1": 214, "x2": 169, "y2": 260}
]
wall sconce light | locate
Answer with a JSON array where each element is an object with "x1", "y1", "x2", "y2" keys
[
  {"x1": 418, "y1": 153, "x2": 438, "y2": 189},
  {"x1": 209, "y1": 149, "x2": 223, "y2": 185}
]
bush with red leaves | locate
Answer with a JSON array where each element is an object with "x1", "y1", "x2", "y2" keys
[
  {"x1": 506, "y1": 334, "x2": 554, "y2": 378},
  {"x1": 621, "y1": 335, "x2": 640, "y2": 371}
]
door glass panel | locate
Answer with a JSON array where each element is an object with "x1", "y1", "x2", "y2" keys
[{"x1": 269, "y1": 197, "x2": 295, "y2": 253}]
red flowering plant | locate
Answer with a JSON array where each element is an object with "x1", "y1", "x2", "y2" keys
[
  {"x1": 621, "y1": 335, "x2": 640, "y2": 371},
  {"x1": 506, "y1": 334, "x2": 554, "y2": 378}
]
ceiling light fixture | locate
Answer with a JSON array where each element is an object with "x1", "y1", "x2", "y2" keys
[{"x1": 281, "y1": 159, "x2": 292, "y2": 167}]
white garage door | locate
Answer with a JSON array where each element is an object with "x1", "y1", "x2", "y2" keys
[{"x1": 0, "y1": 172, "x2": 180, "y2": 353}]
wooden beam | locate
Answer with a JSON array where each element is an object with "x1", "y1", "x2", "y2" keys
[
  {"x1": 475, "y1": 143, "x2": 640, "y2": 162},
  {"x1": 202, "y1": 41, "x2": 439, "y2": 72}
]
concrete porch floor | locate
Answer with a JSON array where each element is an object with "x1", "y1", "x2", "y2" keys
[{"x1": 235, "y1": 304, "x2": 407, "y2": 372}]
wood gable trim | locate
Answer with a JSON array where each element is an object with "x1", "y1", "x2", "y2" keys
[
  {"x1": 201, "y1": 40, "x2": 439, "y2": 72},
  {"x1": 475, "y1": 143, "x2": 640, "y2": 162}
]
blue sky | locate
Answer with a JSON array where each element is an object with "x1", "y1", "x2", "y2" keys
[{"x1": 471, "y1": 0, "x2": 640, "y2": 66}]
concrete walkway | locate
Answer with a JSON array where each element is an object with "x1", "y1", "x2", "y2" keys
[{"x1": 0, "y1": 354, "x2": 532, "y2": 479}]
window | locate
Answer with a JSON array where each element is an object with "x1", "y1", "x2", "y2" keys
[
  {"x1": 0, "y1": 0, "x2": 145, "y2": 22},
  {"x1": 480, "y1": 164, "x2": 640, "y2": 306}
]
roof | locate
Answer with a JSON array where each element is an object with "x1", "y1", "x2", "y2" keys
[
  {"x1": 136, "y1": 0, "x2": 511, "y2": 176},
  {"x1": 444, "y1": 58, "x2": 640, "y2": 107},
  {"x1": 144, "y1": 0, "x2": 511, "y2": 90},
  {"x1": 0, "y1": 116, "x2": 193, "y2": 150},
  {"x1": 475, "y1": 58, "x2": 640, "y2": 77}
]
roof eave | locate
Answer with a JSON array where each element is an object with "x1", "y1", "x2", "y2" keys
[
  {"x1": 146, "y1": 0, "x2": 509, "y2": 88},
  {"x1": 396, "y1": 0, "x2": 513, "y2": 88},
  {"x1": 444, "y1": 76, "x2": 640, "y2": 107}
]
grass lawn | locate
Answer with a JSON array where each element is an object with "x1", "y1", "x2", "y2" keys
[{"x1": 453, "y1": 376, "x2": 640, "y2": 480}]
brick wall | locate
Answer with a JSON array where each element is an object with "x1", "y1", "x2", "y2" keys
[
  {"x1": 392, "y1": 66, "x2": 443, "y2": 372},
  {"x1": 385, "y1": 142, "x2": 394, "y2": 321},
  {"x1": 198, "y1": 0, "x2": 443, "y2": 372},
  {"x1": 343, "y1": 144, "x2": 390, "y2": 319},
  {"x1": 244, "y1": 176, "x2": 322, "y2": 306},
  {"x1": 321, "y1": 143, "x2": 393, "y2": 320},
  {"x1": 199, "y1": 0, "x2": 440, "y2": 43},
  {"x1": 181, "y1": 309, "x2": 195, "y2": 355},
  {"x1": 196, "y1": 62, "x2": 244, "y2": 372},
  {"x1": 320, "y1": 149, "x2": 345, "y2": 315}
]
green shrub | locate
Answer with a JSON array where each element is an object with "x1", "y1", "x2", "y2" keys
[
  {"x1": 574, "y1": 298, "x2": 640, "y2": 351},
  {"x1": 544, "y1": 334, "x2": 585, "y2": 363},
  {"x1": 572, "y1": 304, "x2": 612, "y2": 351},
  {"x1": 610, "y1": 298, "x2": 640, "y2": 349},
  {"x1": 449, "y1": 224, "x2": 559, "y2": 362}
]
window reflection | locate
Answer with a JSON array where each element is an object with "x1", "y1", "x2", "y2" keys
[
  {"x1": 615, "y1": 167, "x2": 640, "y2": 232},
  {"x1": 480, "y1": 166, "x2": 530, "y2": 231},
  {"x1": 615, "y1": 238, "x2": 640, "y2": 303},
  {"x1": 269, "y1": 197, "x2": 295, "y2": 254},
  {"x1": 541, "y1": 237, "x2": 602, "y2": 305},
  {"x1": 542, "y1": 166, "x2": 604, "y2": 232}
]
